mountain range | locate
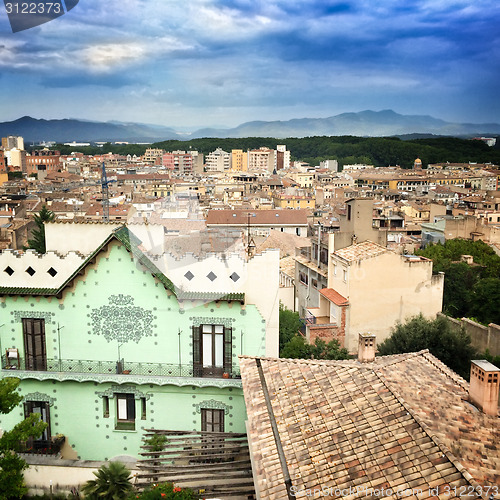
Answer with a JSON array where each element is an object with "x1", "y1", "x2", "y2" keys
[{"x1": 1, "y1": 110, "x2": 499, "y2": 144}]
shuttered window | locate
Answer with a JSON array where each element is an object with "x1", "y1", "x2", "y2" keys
[
  {"x1": 201, "y1": 408, "x2": 224, "y2": 433},
  {"x1": 193, "y1": 324, "x2": 232, "y2": 377},
  {"x1": 23, "y1": 318, "x2": 46, "y2": 371}
]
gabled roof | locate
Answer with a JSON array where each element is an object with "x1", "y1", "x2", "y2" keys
[
  {"x1": 0, "y1": 226, "x2": 176, "y2": 297},
  {"x1": 239, "y1": 351, "x2": 499, "y2": 499}
]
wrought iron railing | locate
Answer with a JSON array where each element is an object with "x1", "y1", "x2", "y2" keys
[
  {"x1": 18, "y1": 437, "x2": 64, "y2": 456},
  {"x1": 1, "y1": 355, "x2": 241, "y2": 378}
]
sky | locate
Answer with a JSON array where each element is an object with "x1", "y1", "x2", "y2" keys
[{"x1": 0, "y1": 0, "x2": 499, "y2": 129}]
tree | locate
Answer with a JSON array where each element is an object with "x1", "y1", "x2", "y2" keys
[
  {"x1": 26, "y1": 205, "x2": 55, "y2": 254},
  {"x1": 417, "y1": 240, "x2": 500, "y2": 325},
  {"x1": 280, "y1": 335, "x2": 350, "y2": 361},
  {"x1": 81, "y1": 461, "x2": 134, "y2": 500},
  {"x1": 0, "y1": 378, "x2": 47, "y2": 499},
  {"x1": 378, "y1": 315, "x2": 477, "y2": 379},
  {"x1": 279, "y1": 304, "x2": 302, "y2": 354}
]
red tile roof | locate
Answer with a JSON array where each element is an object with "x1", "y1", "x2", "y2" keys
[
  {"x1": 206, "y1": 209, "x2": 308, "y2": 226},
  {"x1": 319, "y1": 287, "x2": 349, "y2": 306}
]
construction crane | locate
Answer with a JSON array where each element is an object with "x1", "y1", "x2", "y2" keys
[
  {"x1": 28, "y1": 162, "x2": 116, "y2": 222},
  {"x1": 101, "y1": 162, "x2": 114, "y2": 222}
]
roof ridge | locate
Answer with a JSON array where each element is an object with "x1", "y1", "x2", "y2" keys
[
  {"x1": 371, "y1": 369, "x2": 487, "y2": 499},
  {"x1": 420, "y1": 350, "x2": 469, "y2": 391}
]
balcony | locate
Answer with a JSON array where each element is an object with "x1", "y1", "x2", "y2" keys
[
  {"x1": 18, "y1": 436, "x2": 65, "y2": 456},
  {"x1": 1, "y1": 355, "x2": 242, "y2": 388}
]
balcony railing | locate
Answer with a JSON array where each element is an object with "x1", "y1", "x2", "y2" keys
[
  {"x1": 18, "y1": 437, "x2": 65, "y2": 456},
  {"x1": 1, "y1": 355, "x2": 241, "y2": 378}
]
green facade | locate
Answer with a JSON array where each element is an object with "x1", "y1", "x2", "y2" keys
[{"x1": 0, "y1": 235, "x2": 266, "y2": 461}]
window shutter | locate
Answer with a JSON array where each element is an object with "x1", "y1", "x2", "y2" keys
[
  {"x1": 24, "y1": 402, "x2": 31, "y2": 419},
  {"x1": 223, "y1": 327, "x2": 232, "y2": 374},
  {"x1": 192, "y1": 325, "x2": 201, "y2": 376}
]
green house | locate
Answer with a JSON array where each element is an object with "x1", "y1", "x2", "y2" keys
[{"x1": 0, "y1": 225, "x2": 279, "y2": 461}]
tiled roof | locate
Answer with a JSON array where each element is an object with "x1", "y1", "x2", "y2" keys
[
  {"x1": 319, "y1": 287, "x2": 349, "y2": 306},
  {"x1": 240, "y1": 352, "x2": 499, "y2": 500},
  {"x1": 334, "y1": 240, "x2": 390, "y2": 262},
  {"x1": 206, "y1": 209, "x2": 308, "y2": 226}
]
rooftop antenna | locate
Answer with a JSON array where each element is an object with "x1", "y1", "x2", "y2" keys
[
  {"x1": 245, "y1": 212, "x2": 256, "y2": 257},
  {"x1": 101, "y1": 162, "x2": 111, "y2": 222}
]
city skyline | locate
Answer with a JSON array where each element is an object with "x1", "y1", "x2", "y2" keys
[{"x1": 1, "y1": 0, "x2": 499, "y2": 130}]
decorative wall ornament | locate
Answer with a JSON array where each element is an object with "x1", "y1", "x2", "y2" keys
[
  {"x1": 11, "y1": 370, "x2": 243, "y2": 389},
  {"x1": 90, "y1": 294, "x2": 153, "y2": 343},
  {"x1": 12, "y1": 311, "x2": 55, "y2": 324},
  {"x1": 190, "y1": 316, "x2": 235, "y2": 328},
  {"x1": 22, "y1": 392, "x2": 56, "y2": 406},
  {"x1": 194, "y1": 399, "x2": 230, "y2": 415},
  {"x1": 96, "y1": 384, "x2": 151, "y2": 400}
]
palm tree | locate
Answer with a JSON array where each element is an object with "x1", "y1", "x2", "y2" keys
[{"x1": 81, "y1": 461, "x2": 133, "y2": 499}]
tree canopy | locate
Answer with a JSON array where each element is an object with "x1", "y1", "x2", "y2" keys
[
  {"x1": 53, "y1": 135, "x2": 500, "y2": 169},
  {"x1": 26, "y1": 205, "x2": 55, "y2": 254},
  {"x1": 416, "y1": 239, "x2": 500, "y2": 325},
  {"x1": 278, "y1": 304, "x2": 303, "y2": 353},
  {"x1": 279, "y1": 304, "x2": 350, "y2": 360},
  {"x1": 377, "y1": 314, "x2": 477, "y2": 379},
  {"x1": 0, "y1": 378, "x2": 47, "y2": 499}
]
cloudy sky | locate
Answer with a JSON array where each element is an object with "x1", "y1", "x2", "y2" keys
[{"x1": 1, "y1": 0, "x2": 499, "y2": 129}]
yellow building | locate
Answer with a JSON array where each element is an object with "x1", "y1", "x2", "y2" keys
[
  {"x1": 231, "y1": 149, "x2": 248, "y2": 172},
  {"x1": 273, "y1": 193, "x2": 315, "y2": 209}
]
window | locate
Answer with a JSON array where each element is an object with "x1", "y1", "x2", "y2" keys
[
  {"x1": 141, "y1": 397, "x2": 147, "y2": 420},
  {"x1": 201, "y1": 408, "x2": 225, "y2": 433},
  {"x1": 23, "y1": 318, "x2": 46, "y2": 371},
  {"x1": 299, "y1": 271, "x2": 308, "y2": 285},
  {"x1": 116, "y1": 393, "x2": 136, "y2": 430},
  {"x1": 103, "y1": 396, "x2": 110, "y2": 418},
  {"x1": 312, "y1": 278, "x2": 318, "y2": 289},
  {"x1": 193, "y1": 324, "x2": 232, "y2": 377},
  {"x1": 320, "y1": 248, "x2": 328, "y2": 266},
  {"x1": 24, "y1": 401, "x2": 51, "y2": 447},
  {"x1": 343, "y1": 269, "x2": 347, "y2": 282}
]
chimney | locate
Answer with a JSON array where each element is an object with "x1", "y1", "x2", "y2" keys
[
  {"x1": 358, "y1": 333, "x2": 376, "y2": 363},
  {"x1": 469, "y1": 360, "x2": 499, "y2": 416}
]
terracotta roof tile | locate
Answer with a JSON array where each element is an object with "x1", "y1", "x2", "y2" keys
[
  {"x1": 319, "y1": 287, "x2": 349, "y2": 306},
  {"x1": 240, "y1": 353, "x2": 499, "y2": 500},
  {"x1": 334, "y1": 240, "x2": 390, "y2": 262}
]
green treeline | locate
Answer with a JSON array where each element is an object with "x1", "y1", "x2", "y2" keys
[{"x1": 52, "y1": 136, "x2": 500, "y2": 169}]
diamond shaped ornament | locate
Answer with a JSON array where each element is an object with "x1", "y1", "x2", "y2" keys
[{"x1": 5, "y1": 0, "x2": 79, "y2": 33}]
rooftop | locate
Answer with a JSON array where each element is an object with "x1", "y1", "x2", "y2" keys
[
  {"x1": 240, "y1": 351, "x2": 499, "y2": 499},
  {"x1": 334, "y1": 240, "x2": 390, "y2": 263}
]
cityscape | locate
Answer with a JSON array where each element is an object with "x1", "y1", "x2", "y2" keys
[{"x1": 0, "y1": 0, "x2": 500, "y2": 499}]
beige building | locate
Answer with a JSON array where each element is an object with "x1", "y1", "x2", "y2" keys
[
  {"x1": 205, "y1": 148, "x2": 230, "y2": 172},
  {"x1": 248, "y1": 147, "x2": 275, "y2": 172},
  {"x1": 305, "y1": 241, "x2": 444, "y2": 351}
]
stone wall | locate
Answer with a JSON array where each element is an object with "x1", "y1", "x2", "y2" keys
[
  {"x1": 23, "y1": 456, "x2": 138, "y2": 496},
  {"x1": 438, "y1": 313, "x2": 500, "y2": 356}
]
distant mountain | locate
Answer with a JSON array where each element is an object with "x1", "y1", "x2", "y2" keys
[
  {"x1": 190, "y1": 110, "x2": 500, "y2": 139},
  {"x1": 0, "y1": 116, "x2": 182, "y2": 143},
  {"x1": 1, "y1": 110, "x2": 499, "y2": 143}
]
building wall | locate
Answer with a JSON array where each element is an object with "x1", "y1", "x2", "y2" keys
[
  {"x1": 329, "y1": 252, "x2": 444, "y2": 351},
  {"x1": 0, "y1": 240, "x2": 270, "y2": 460}
]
